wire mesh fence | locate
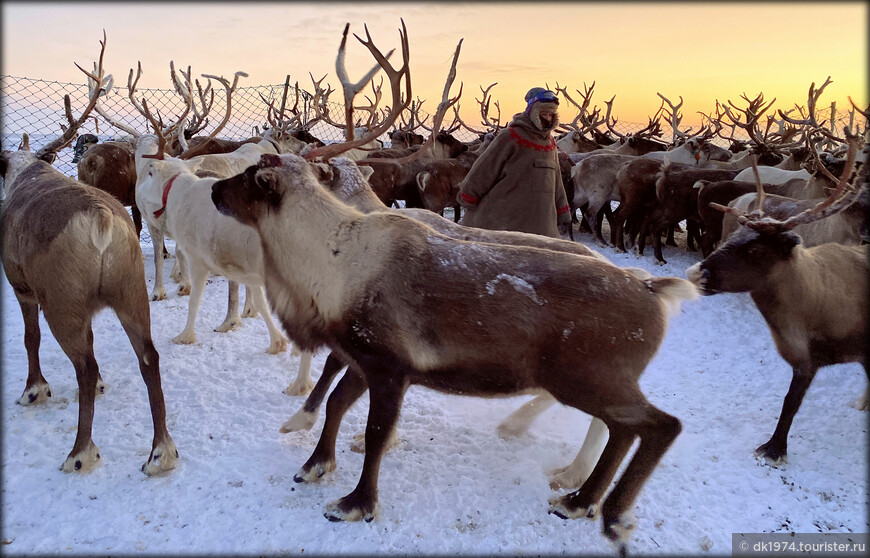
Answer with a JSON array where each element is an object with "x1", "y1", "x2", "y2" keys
[{"x1": 1, "y1": 74, "x2": 860, "y2": 179}]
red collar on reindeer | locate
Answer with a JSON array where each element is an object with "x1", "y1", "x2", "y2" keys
[{"x1": 152, "y1": 174, "x2": 181, "y2": 219}]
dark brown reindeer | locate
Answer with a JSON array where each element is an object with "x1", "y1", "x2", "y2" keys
[
  {"x1": 686, "y1": 137, "x2": 867, "y2": 464},
  {"x1": 0, "y1": 32, "x2": 177, "y2": 475}
]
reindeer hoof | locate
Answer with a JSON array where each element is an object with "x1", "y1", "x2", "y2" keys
[
  {"x1": 849, "y1": 389, "x2": 869, "y2": 411},
  {"x1": 176, "y1": 285, "x2": 191, "y2": 296},
  {"x1": 72, "y1": 379, "x2": 107, "y2": 403},
  {"x1": 280, "y1": 410, "x2": 317, "y2": 433},
  {"x1": 324, "y1": 495, "x2": 378, "y2": 523},
  {"x1": 267, "y1": 338, "x2": 288, "y2": 355},
  {"x1": 349, "y1": 430, "x2": 400, "y2": 454},
  {"x1": 142, "y1": 439, "x2": 179, "y2": 476},
  {"x1": 754, "y1": 442, "x2": 787, "y2": 465},
  {"x1": 283, "y1": 379, "x2": 314, "y2": 397},
  {"x1": 214, "y1": 317, "x2": 242, "y2": 333},
  {"x1": 149, "y1": 288, "x2": 167, "y2": 302},
  {"x1": 61, "y1": 442, "x2": 101, "y2": 473},
  {"x1": 496, "y1": 420, "x2": 528, "y2": 439},
  {"x1": 547, "y1": 464, "x2": 591, "y2": 491},
  {"x1": 171, "y1": 331, "x2": 197, "y2": 345},
  {"x1": 294, "y1": 460, "x2": 335, "y2": 483},
  {"x1": 17, "y1": 383, "x2": 52, "y2": 406},
  {"x1": 548, "y1": 493, "x2": 599, "y2": 520},
  {"x1": 603, "y1": 510, "x2": 637, "y2": 544}
]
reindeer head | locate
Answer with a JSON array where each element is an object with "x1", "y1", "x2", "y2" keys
[{"x1": 687, "y1": 138, "x2": 865, "y2": 295}]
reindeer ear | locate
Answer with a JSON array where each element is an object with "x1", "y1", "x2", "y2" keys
[
  {"x1": 310, "y1": 162, "x2": 333, "y2": 184},
  {"x1": 38, "y1": 151, "x2": 57, "y2": 164},
  {"x1": 254, "y1": 169, "x2": 283, "y2": 207},
  {"x1": 358, "y1": 165, "x2": 375, "y2": 181},
  {"x1": 782, "y1": 230, "x2": 802, "y2": 248}
]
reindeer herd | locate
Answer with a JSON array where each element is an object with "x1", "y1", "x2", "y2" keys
[{"x1": 0, "y1": 26, "x2": 867, "y2": 553}]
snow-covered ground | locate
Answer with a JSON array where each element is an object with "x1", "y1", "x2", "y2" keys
[{"x1": 2, "y1": 219, "x2": 867, "y2": 555}]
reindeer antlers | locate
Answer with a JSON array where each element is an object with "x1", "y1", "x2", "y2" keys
[
  {"x1": 303, "y1": 19, "x2": 412, "y2": 161},
  {"x1": 709, "y1": 134, "x2": 864, "y2": 233},
  {"x1": 335, "y1": 21, "x2": 397, "y2": 141},
  {"x1": 37, "y1": 29, "x2": 109, "y2": 158}
]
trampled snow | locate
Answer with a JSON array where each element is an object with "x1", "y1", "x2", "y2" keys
[{"x1": 2, "y1": 220, "x2": 867, "y2": 555}]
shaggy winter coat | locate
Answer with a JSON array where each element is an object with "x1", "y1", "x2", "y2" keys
[{"x1": 456, "y1": 110, "x2": 571, "y2": 238}]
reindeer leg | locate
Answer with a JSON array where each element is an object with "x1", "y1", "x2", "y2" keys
[
  {"x1": 850, "y1": 365, "x2": 869, "y2": 410},
  {"x1": 597, "y1": 403, "x2": 681, "y2": 546},
  {"x1": 284, "y1": 350, "x2": 315, "y2": 396},
  {"x1": 755, "y1": 364, "x2": 817, "y2": 465},
  {"x1": 635, "y1": 218, "x2": 649, "y2": 256},
  {"x1": 131, "y1": 205, "x2": 143, "y2": 241},
  {"x1": 241, "y1": 284, "x2": 258, "y2": 318},
  {"x1": 653, "y1": 225, "x2": 667, "y2": 266},
  {"x1": 548, "y1": 423, "x2": 635, "y2": 520},
  {"x1": 171, "y1": 247, "x2": 190, "y2": 295},
  {"x1": 214, "y1": 280, "x2": 242, "y2": 333},
  {"x1": 595, "y1": 204, "x2": 613, "y2": 246},
  {"x1": 41, "y1": 309, "x2": 102, "y2": 474},
  {"x1": 584, "y1": 202, "x2": 608, "y2": 247},
  {"x1": 146, "y1": 221, "x2": 167, "y2": 301},
  {"x1": 497, "y1": 393, "x2": 557, "y2": 439},
  {"x1": 608, "y1": 205, "x2": 622, "y2": 248},
  {"x1": 171, "y1": 262, "x2": 208, "y2": 345},
  {"x1": 112, "y1": 284, "x2": 178, "y2": 475},
  {"x1": 15, "y1": 298, "x2": 52, "y2": 405},
  {"x1": 665, "y1": 224, "x2": 678, "y2": 247},
  {"x1": 295, "y1": 368, "x2": 368, "y2": 483},
  {"x1": 548, "y1": 417, "x2": 609, "y2": 490},
  {"x1": 281, "y1": 351, "x2": 348, "y2": 432},
  {"x1": 248, "y1": 285, "x2": 288, "y2": 354},
  {"x1": 324, "y1": 369, "x2": 408, "y2": 522}
]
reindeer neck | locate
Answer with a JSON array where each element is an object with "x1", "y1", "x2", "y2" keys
[{"x1": 257, "y1": 184, "x2": 381, "y2": 325}]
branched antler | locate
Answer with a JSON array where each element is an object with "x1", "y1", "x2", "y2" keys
[
  {"x1": 37, "y1": 29, "x2": 110, "y2": 158},
  {"x1": 709, "y1": 134, "x2": 864, "y2": 233},
  {"x1": 303, "y1": 19, "x2": 412, "y2": 161}
]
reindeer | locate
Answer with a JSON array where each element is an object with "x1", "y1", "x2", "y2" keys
[
  {"x1": 0, "y1": 32, "x2": 177, "y2": 475},
  {"x1": 281, "y1": 154, "x2": 636, "y2": 490},
  {"x1": 212, "y1": 21, "x2": 698, "y2": 550},
  {"x1": 686, "y1": 137, "x2": 867, "y2": 464},
  {"x1": 131, "y1": 66, "x2": 315, "y2": 396},
  {"x1": 213, "y1": 147, "x2": 698, "y2": 547}
]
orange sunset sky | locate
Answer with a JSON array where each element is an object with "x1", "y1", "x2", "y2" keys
[{"x1": 2, "y1": 1, "x2": 867, "y2": 129}]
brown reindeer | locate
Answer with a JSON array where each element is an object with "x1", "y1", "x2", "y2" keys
[
  {"x1": 212, "y1": 149, "x2": 698, "y2": 547},
  {"x1": 686, "y1": 137, "x2": 867, "y2": 464},
  {"x1": 211, "y1": 20, "x2": 698, "y2": 549},
  {"x1": 0, "y1": 32, "x2": 177, "y2": 475}
]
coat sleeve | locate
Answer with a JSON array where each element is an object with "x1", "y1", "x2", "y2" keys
[
  {"x1": 553, "y1": 154, "x2": 572, "y2": 224},
  {"x1": 456, "y1": 134, "x2": 513, "y2": 209}
]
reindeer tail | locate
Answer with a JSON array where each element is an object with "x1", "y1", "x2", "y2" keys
[
  {"x1": 88, "y1": 202, "x2": 116, "y2": 255},
  {"x1": 645, "y1": 276, "x2": 700, "y2": 318}
]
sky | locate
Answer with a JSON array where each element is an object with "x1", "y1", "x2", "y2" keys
[
  {"x1": 1, "y1": 1, "x2": 867, "y2": 129},
  {"x1": 2, "y1": 188, "x2": 867, "y2": 555}
]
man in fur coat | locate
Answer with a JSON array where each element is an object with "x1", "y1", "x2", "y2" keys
[{"x1": 456, "y1": 87, "x2": 572, "y2": 238}]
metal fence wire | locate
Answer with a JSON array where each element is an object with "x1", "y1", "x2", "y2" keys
[{"x1": 1, "y1": 74, "x2": 857, "y2": 179}]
